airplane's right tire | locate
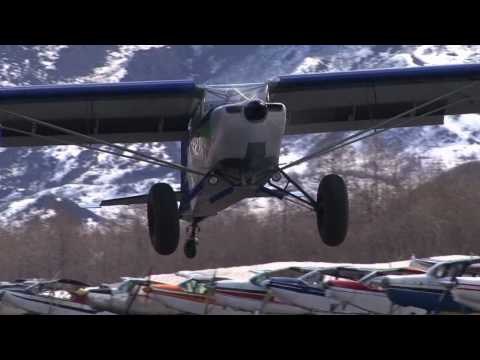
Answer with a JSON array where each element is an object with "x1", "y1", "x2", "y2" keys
[
  {"x1": 147, "y1": 183, "x2": 180, "y2": 255},
  {"x1": 316, "y1": 174, "x2": 349, "y2": 247}
]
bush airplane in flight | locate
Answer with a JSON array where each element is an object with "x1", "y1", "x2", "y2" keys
[{"x1": 1, "y1": 63, "x2": 480, "y2": 258}]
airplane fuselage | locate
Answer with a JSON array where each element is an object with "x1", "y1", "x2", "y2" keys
[{"x1": 182, "y1": 99, "x2": 286, "y2": 220}]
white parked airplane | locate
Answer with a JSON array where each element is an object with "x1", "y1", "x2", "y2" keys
[{"x1": 1, "y1": 64, "x2": 480, "y2": 258}]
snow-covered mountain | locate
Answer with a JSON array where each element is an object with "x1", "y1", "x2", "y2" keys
[{"x1": 1, "y1": 45, "x2": 480, "y2": 226}]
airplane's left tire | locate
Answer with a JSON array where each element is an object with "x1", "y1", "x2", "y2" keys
[
  {"x1": 147, "y1": 183, "x2": 180, "y2": 255},
  {"x1": 316, "y1": 174, "x2": 349, "y2": 247}
]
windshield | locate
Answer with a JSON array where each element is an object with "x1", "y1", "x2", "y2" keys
[
  {"x1": 464, "y1": 263, "x2": 480, "y2": 276},
  {"x1": 251, "y1": 268, "x2": 307, "y2": 287},
  {"x1": 301, "y1": 271, "x2": 325, "y2": 287},
  {"x1": 203, "y1": 83, "x2": 268, "y2": 110},
  {"x1": 432, "y1": 263, "x2": 467, "y2": 279},
  {"x1": 251, "y1": 273, "x2": 269, "y2": 286},
  {"x1": 180, "y1": 279, "x2": 209, "y2": 295},
  {"x1": 361, "y1": 268, "x2": 422, "y2": 284},
  {"x1": 117, "y1": 281, "x2": 136, "y2": 293},
  {"x1": 432, "y1": 265, "x2": 447, "y2": 279},
  {"x1": 189, "y1": 84, "x2": 269, "y2": 134}
]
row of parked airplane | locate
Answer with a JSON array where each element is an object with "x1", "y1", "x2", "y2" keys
[{"x1": 1, "y1": 255, "x2": 479, "y2": 315}]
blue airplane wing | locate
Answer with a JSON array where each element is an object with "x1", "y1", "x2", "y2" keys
[
  {"x1": 0, "y1": 80, "x2": 204, "y2": 147},
  {"x1": 268, "y1": 63, "x2": 480, "y2": 135}
]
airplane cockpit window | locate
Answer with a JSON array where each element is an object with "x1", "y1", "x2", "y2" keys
[
  {"x1": 188, "y1": 102, "x2": 216, "y2": 133},
  {"x1": 27, "y1": 283, "x2": 41, "y2": 293},
  {"x1": 433, "y1": 263, "x2": 471, "y2": 279},
  {"x1": 433, "y1": 265, "x2": 447, "y2": 279},
  {"x1": 251, "y1": 273, "x2": 269, "y2": 287},
  {"x1": 465, "y1": 264, "x2": 480, "y2": 277},
  {"x1": 181, "y1": 279, "x2": 196, "y2": 293},
  {"x1": 117, "y1": 282, "x2": 127, "y2": 293},
  {"x1": 180, "y1": 279, "x2": 210, "y2": 294},
  {"x1": 301, "y1": 271, "x2": 324, "y2": 287},
  {"x1": 188, "y1": 83, "x2": 269, "y2": 135},
  {"x1": 194, "y1": 282, "x2": 208, "y2": 295},
  {"x1": 359, "y1": 271, "x2": 379, "y2": 284},
  {"x1": 447, "y1": 264, "x2": 464, "y2": 278},
  {"x1": 127, "y1": 283, "x2": 138, "y2": 294},
  {"x1": 204, "y1": 84, "x2": 268, "y2": 107}
]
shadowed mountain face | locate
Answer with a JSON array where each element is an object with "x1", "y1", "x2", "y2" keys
[
  {"x1": 1, "y1": 45, "x2": 480, "y2": 226},
  {"x1": 23, "y1": 194, "x2": 104, "y2": 224}
]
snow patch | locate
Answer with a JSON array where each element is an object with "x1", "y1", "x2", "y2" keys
[
  {"x1": 39, "y1": 208, "x2": 57, "y2": 220},
  {"x1": 41, "y1": 146, "x2": 85, "y2": 183},
  {"x1": 418, "y1": 114, "x2": 480, "y2": 168},
  {"x1": 444, "y1": 114, "x2": 480, "y2": 140},
  {"x1": 279, "y1": 150, "x2": 309, "y2": 174},
  {"x1": 413, "y1": 45, "x2": 480, "y2": 66},
  {"x1": 34, "y1": 45, "x2": 69, "y2": 71},
  {"x1": 387, "y1": 53, "x2": 420, "y2": 68},
  {"x1": 425, "y1": 143, "x2": 480, "y2": 169},
  {"x1": 1, "y1": 197, "x2": 37, "y2": 220},
  {"x1": 293, "y1": 57, "x2": 323, "y2": 74}
]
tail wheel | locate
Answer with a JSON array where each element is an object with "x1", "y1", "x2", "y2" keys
[
  {"x1": 184, "y1": 239, "x2": 198, "y2": 259},
  {"x1": 147, "y1": 183, "x2": 180, "y2": 255},
  {"x1": 316, "y1": 174, "x2": 349, "y2": 247}
]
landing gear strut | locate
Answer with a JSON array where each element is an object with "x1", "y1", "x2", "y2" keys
[
  {"x1": 266, "y1": 171, "x2": 349, "y2": 247},
  {"x1": 184, "y1": 221, "x2": 200, "y2": 259}
]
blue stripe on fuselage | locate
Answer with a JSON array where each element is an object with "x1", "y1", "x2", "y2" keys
[
  {"x1": 268, "y1": 280, "x2": 325, "y2": 296},
  {"x1": 386, "y1": 286, "x2": 472, "y2": 313},
  {"x1": 178, "y1": 175, "x2": 208, "y2": 214}
]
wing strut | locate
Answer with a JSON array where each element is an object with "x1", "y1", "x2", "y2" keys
[
  {"x1": 279, "y1": 80, "x2": 480, "y2": 171},
  {"x1": 0, "y1": 107, "x2": 206, "y2": 177},
  {"x1": 0, "y1": 124, "x2": 184, "y2": 170}
]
